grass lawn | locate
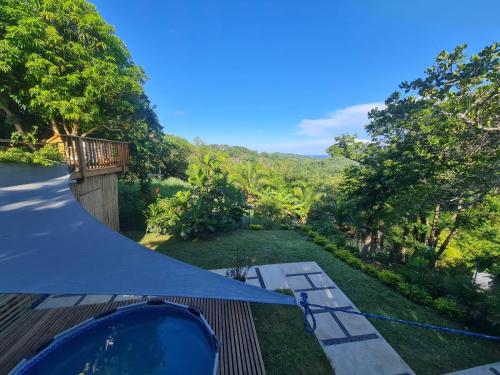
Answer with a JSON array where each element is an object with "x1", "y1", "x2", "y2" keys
[
  {"x1": 125, "y1": 229, "x2": 500, "y2": 375},
  {"x1": 252, "y1": 290, "x2": 332, "y2": 375}
]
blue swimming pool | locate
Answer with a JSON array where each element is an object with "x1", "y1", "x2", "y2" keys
[{"x1": 12, "y1": 301, "x2": 219, "y2": 375}]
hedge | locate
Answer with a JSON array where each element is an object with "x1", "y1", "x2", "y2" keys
[{"x1": 301, "y1": 227, "x2": 465, "y2": 321}]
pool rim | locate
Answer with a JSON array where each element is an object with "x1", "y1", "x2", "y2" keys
[{"x1": 9, "y1": 299, "x2": 220, "y2": 375}]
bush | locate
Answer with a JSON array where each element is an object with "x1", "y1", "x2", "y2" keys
[
  {"x1": 332, "y1": 234, "x2": 347, "y2": 248},
  {"x1": 344, "y1": 255, "x2": 364, "y2": 269},
  {"x1": 313, "y1": 235, "x2": 329, "y2": 246},
  {"x1": 397, "y1": 282, "x2": 433, "y2": 305},
  {"x1": 146, "y1": 155, "x2": 247, "y2": 239},
  {"x1": 433, "y1": 297, "x2": 465, "y2": 320},
  {"x1": 323, "y1": 243, "x2": 337, "y2": 253},
  {"x1": 334, "y1": 249, "x2": 351, "y2": 261},
  {"x1": 378, "y1": 270, "x2": 405, "y2": 286},
  {"x1": 307, "y1": 230, "x2": 320, "y2": 239},
  {"x1": 0, "y1": 145, "x2": 63, "y2": 166},
  {"x1": 253, "y1": 193, "x2": 287, "y2": 228},
  {"x1": 250, "y1": 224, "x2": 263, "y2": 230},
  {"x1": 363, "y1": 264, "x2": 380, "y2": 277}
]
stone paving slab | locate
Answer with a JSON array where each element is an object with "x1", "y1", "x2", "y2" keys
[
  {"x1": 213, "y1": 261, "x2": 415, "y2": 375},
  {"x1": 445, "y1": 362, "x2": 500, "y2": 375}
]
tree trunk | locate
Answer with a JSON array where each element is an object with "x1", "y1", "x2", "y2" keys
[
  {"x1": 392, "y1": 226, "x2": 409, "y2": 263},
  {"x1": 419, "y1": 214, "x2": 428, "y2": 244},
  {"x1": 51, "y1": 119, "x2": 61, "y2": 136},
  {"x1": 371, "y1": 228, "x2": 382, "y2": 254},
  {"x1": 1, "y1": 104, "x2": 35, "y2": 150},
  {"x1": 431, "y1": 201, "x2": 463, "y2": 268},
  {"x1": 362, "y1": 217, "x2": 374, "y2": 259},
  {"x1": 435, "y1": 225, "x2": 458, "y2": 261},
  {"x1": 428, "y1": 204, "x2": 441, "y2": 247}
]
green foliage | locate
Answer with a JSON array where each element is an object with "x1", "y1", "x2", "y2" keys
[
  {"x1": 160, "y1": 134, "x2": 192, "y2": 179},
  {"x1": 323, "y1": 243, "x2": 337, "y2": 253},
  {"x1": 397, "y1": 282, "x2": 433, "y2": 305},
  {"x1": 362, "y1": 264, "x2": 381, "y2": 277},
  {"x1": 433, "y1": 297, "x2": 465, "y2": 320},
  {"x1": 250, "y1": 224, "x2": 263, "y2": 231},
  {"x1": 327, "y1": 134, "x2": 367, "y2": 162},
  {"x1": 146, "y1": 154, "x2": 247, "y2": 239},
  {"x1": 313, "y1": 235, "x2": 329, "y2": 246},
  {"x1": 0, "y1": 0, "x2": 167, "y2": 180},
  {"x1": 253, "y1": 191, "x2": 289, "y2": 228},
  {"x1": 377, "y1": 270, "x2": 405, "y2": 286},
  {"x1": 0, "y1": 145, "x2": 62, "y2": 166}
]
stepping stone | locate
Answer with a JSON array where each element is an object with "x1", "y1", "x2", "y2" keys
[
  {"x1": 36, "y1": 295, "x2": 83, "y2": 309},
  {"x1": 79, "y1": 295, "x2": 113, "y2": 306},
  {"x1": 445, "y1": 362, "x2": 500, "y2": 375}
]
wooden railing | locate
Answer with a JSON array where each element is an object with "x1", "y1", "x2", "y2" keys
[{"x1": 57, "y1": 135, "x2": 129, "y2": 179}]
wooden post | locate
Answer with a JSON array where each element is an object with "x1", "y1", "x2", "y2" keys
[{"x1": 75, "y1": 136, "x2": 87, "y2": 179}]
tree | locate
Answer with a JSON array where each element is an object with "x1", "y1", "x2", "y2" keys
[
  {"x1": 0, "y1": 0, "x2": 168, "y2": 180},
  {"x1": 230, "y1": 162, "x2": 268, "y2": 202},
  {"x1": 329, "y1": 43, "x2": 499, "y2": 265},
  {"x1": 146, "y1": 154, "x2": 248, "y2": 239},
  {"x1": 0, "y1": 0, "x2": 146, "y2": 137}
]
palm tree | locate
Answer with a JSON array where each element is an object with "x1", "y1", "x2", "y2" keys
[
  {"x1": 231, "y1": 162, "x2": 268, "y2": 203},
  {"x1": 293, "y1": 185, "x2": 324, "y2": 223}
]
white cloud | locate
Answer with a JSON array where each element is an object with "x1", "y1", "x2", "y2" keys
[{"x1": 297, "y1": 102, "x2": 385, "y2": 137}]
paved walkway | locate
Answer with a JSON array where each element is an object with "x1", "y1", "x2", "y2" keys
[
  {"x1": 212, "y1": 261, "x2": 415, "y2": 375},
  {"x1": 446, "y1": 362, "x2": 500, "y2": 375}
]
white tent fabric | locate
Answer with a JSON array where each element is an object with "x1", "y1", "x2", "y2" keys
[{"x1": 0, "y1": 164, "x2": 295, "y2": 305}]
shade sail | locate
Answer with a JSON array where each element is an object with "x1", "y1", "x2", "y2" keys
[{"x1": 0, "y1": 164, "x2": 295, "y2": 306}]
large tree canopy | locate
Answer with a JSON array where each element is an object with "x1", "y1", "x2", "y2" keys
[
  {"x1": 0, "y1": 0, "x2": 168, "y2": 179},
  {"x1": 329, "y1": 43, "x2": 499, "y2": 267}
]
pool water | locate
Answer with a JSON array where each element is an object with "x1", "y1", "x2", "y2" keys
[{"x1": 17, "y1": 304, "x2": 217, "y2": 375}]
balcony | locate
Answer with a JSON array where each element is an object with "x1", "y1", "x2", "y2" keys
[{"x1": 48, "y1": 135, "x2": 129, "y2": 179}]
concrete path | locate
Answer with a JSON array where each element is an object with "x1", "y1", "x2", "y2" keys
[
  {"x1": 212, "y1": 261, "x2": 415, "y2": 375},
  {"x1": 445, "y1": 362, "x2": 500, "y2": 375}
]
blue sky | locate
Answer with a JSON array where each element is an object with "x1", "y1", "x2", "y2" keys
[{"x1": 92, "y1": 0, "x2": 499, "y2": 154}]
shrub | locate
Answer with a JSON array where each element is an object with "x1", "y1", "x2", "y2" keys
[
  {"x1": 226, "y1": 249, "x2": 255, "y2": 282},
  {"x1": 378, "y1": 270, "x2": 405, "y2": 286},
  {"x1": 332, "y1": 234, "x2": 347, "y2": 248},
  {"x1": 397, "y1": 282, "x2": 433, "y2": 305},
  {"x1": 146, "y1": 155, "x2": 247, "y2": 239},
  {"x1": 344, "y1": 255, "x2": 364, "y2": 269},
  {"x1": 253, "y1": 193, "x2": 287, "y2": 228},
  {"x1": 363, "y1": 264, "x2": 380, "y2": 278},
  {"x1": 323, "y1": 243, "x2": 337, "y2": 253},
  {"x1": 334, "y1": 249, "x2": 351, "y2": 261},
  {"x1": 313, "y1": 235, "x2": 328, "y2": 246},
  {"x1": 279, "y1": 223, "x2": 290, "y2": 230},
  {"x1": 0, "y1": 145, "x2": 63, "y2": 166},
  {"x1": 250, "y1": 224, "x2": 263, "y2": 230},
  {"x1": 307, "y1": 230, "x2": 320, "y2": 239},
  {"x1": 433, "y1": 297, "x2": 465, "y2": 320}
]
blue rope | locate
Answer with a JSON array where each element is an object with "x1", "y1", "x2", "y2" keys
[
  {"x1": 299, "y1": 292, "x2": 316, "y2": 334},
  {"x1": 298, "y1": 293, "x2": 500, "y2": 342}
]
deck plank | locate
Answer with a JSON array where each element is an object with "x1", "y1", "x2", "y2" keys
[{"x1": 0, "y1": 297, "x2": 266, "y2": 375}]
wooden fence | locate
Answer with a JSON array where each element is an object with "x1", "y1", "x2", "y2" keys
[{"x1": 57, "y1": 135, "x2": 129, "y2": 179}]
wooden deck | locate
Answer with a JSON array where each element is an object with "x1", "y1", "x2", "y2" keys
[{"x1": 0, "y1": 297, "x2": 266, "y2": 375}]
